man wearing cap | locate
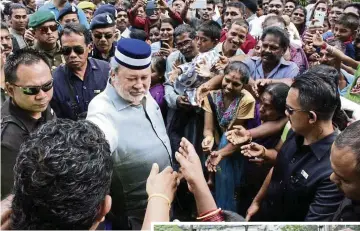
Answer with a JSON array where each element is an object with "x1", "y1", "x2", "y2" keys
[
  {"x1": 89, "y1": 12, "x2": 117, "y2": 62},
  {"x1": 28, "y1": 10, "x2": 65, "y2": 70},
  {"x1": 58, "y1": 4, "x2": 80, "y2": 27},
  {"x1": 77, "y1": 1, "x2": 96, "y2": 23},
  {"x1": 86, "y1": 38, "x2": 172, "y2": 230},
  {"x1": 51, "y1": 23, "x2": 109, "y2": 120},
  {"x1": 39, "y1": 0, "x2": 90, "y2": 29}
]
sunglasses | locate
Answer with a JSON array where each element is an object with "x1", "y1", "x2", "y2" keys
[
  {"x1": 285, "y1": 105, "x2": 307, "y2": 115},
  {"x1": 38, "y1": 24, "x2": 58, "y2": 34},
  {"x1": 93, "y1": 33, "x2": 114, "y2": 40},
  {"x1": 61, "y1": 46, "x2": 85, "y2": 55},
  {"x1": 12, "y1": 79, "x2": 53, "y2": 95}
]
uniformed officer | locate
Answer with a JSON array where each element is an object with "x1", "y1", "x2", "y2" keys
[
  {"x1": 86, "y1": 38, "x2": 172, "y2": 230},
  {"x1": 89, "y1": 5, "x2": 117, "y2": 62},
  {"x1": 77, "y1": 1, "x2": 96, "y2": 23},
  {"x1": 57, "y1": 4, "x2": 80, "y2": 27},
  {"x1": 28, "y1": 10, "x2": 65, "y2": 71},
  {"x1": 1, "y1": 48, "x2": 56, "y2": 199},
  {"x1": 50, "y1": 23, "x2": 109, "y2": 120}
]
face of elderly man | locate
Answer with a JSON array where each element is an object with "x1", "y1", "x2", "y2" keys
[{"x1": 111, "y1": 63, "x2": 151, "y2": 105}]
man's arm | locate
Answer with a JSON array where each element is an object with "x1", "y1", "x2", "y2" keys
[
  {"x1": 249, "y1": 117, "x2": 288, "y2": 139},
  {"x1": 305, "y1": 178, "x2": 344, "y2": 221}
]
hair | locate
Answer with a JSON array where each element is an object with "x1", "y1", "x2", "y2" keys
[
  {"x1": 241, "y1": 0, "x2": 258, "y2": 13},
  {"x1": 332, "y1": 0, "x2": 347, "y2": 10},
  {"x1": 285, "y1": 0, "x2": 298, "y2": 6},
  {"x1": 309, "y1": 0, "x2": 328, "y2": 21},
  {"x1": 116, "y1": 1, "x2": 130, "y2": 12},
  {"x1": 291, "y1": 5, "x2": 307, "y2": 34},
  {"x1": 344, "y1": 2, "x2": 360, "y2": 17},
  {"x1": 225, "y1": 2, "x2": 246, "y2": 17},
  {"x1": 198, "y1": 20, "x2": 221, "y2": 41},
  {"x1": 224, "y1": 61, "x2": 250, "y2": 84},
  {"x1": 207, "y1": 0, "x2": 216, "y2": 7},
  {"x1": 160, "y1": 17, "x2": 179, "y2": 30},
  {"x1": 263, "y1": 83, "x2": 290, "y2": 118},
  {"x1": 0, "y1": 21, "x2": 9, "y2": 31},
  {"x1": 334, "y1": 120, "x2": 360, "y2": 172},
  {"x1": 9, "y1": 3, "x2": 26, "y2": 17},
  {"x1": 173, "y1": 24, "x2": 196, "y2": 44},
  {"x1": 230, "y1": 18, "x2": 249, "y2": 31},
  {"x1": 291, "y1": 71, "x2": 338, "y2": 121},
  {"x1": 4, "y1": 48, "x2": 51, "y2": 84},
  {"x1": 263, "y1": 15, "x2": 286, "y2": 29},
  {"x1": 152, "y1": 56, "x2": 166, "y2": 78},
  {"x1": 129, "y1": 28, "x2": 148, "y2": 41},
  {"x1": 11, "y1": 119, "x2": 113, "y2": 230},
  {"x1": 335, "y1": 13, "x2": 360, "y2": 32},
  {"x1": 261, "y1": 26, "x2": 289, "y2": 49},
  {"x1": 269, "y1": 0, "x2": 286, "y2": 5},
  {"x1": 60, "y1": 23, "x2": 92, "y2": 45}
]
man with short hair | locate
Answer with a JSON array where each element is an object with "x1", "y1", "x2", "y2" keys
[
  {"x1": 28, "y1": 10, "x2": 65, "y2": 70},
  {"x1": 10, "y1": 119, "x2": 113, "y2": 230},
  {"x1": 344, "y1": 2, "x2": 360, "y2": 17},
  {"x1": 57, "y1": 4, "x2": 80, "y2": 27},
  {"x1": 0, "y1": 23, "x2": 13, "y2": 58},
  {"x1": 89, "y1": 13, "x2": 117, "y2": 62},
  {"x1": 51, "y1": 23, "x2": 109, "y2": 120},
  {"x1": 1, "y1": 48, "x2": 56, "y2": 199},
  {"x1": 246, "y1": 73, "x2": 344, "y2": 221},
  {"x1": 198, "y1": 0, "x2": 215, "y2": 22},
  {"x1": 330, "y1": 120, "x2": 360, "y2": 221},
  {"x1": 8, "y1": 3, "x2": 28, "y2": 50},
  {"x1": 283, "y1": 0, "x2": 297, "y2": 16},
  {"x1": 116, "y1": 6, "x2": 130, "y2": 36},
  {"x1": 39, "y1": 0, "x2": 90, "y2": 29},
  {"x1": 240, "y1": 0, "x2": 258, "y2": 31},
  {"x1": 86, "y1": 38, "x2": 172, "y2": 229},
  {"x1": 220, "y1": 2, "x2": 256, "y2": 54},
  {"x1": 241, "y1": 27, "x2": 299, "y2": 85},
  {"x1": 328, "y1": 1, "x2": 347, "y2": 30}
]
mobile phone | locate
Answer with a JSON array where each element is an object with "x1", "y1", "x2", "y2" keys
[
  {"x1": 160, "y1": 40, "x2": 168, "y2": 48},
  {"x1": 313, "y1": 10, "x2": 326, "y2": 27}
]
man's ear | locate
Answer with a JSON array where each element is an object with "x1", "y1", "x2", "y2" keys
[
  {"x1": 87, "y1": 43, "x2": 93, "y2": 53},
  {"x1": 308, "y1": 111, "x2": 317, "y2": 124},
  {"x1": 5, "y1": 82, "x2": 15, "y2": 98},
  {"x1": 95, "y1": 195, "x2": 112, "y2": 223}
]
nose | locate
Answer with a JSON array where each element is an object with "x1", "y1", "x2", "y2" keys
[{"x1": 35, "y1": 89, "x2": 48, "y2": 100}]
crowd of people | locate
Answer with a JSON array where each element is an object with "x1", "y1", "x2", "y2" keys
[{"x1": 1, "y1": 0, "x2": 360, "y2": 229}]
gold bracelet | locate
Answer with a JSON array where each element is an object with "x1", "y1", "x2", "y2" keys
[
  {"x1": 148, "y1": 194, "x2": 171, "y2": 208},
  {"x1": 196, "y1": 208, "x2": 222, "y2": 220}
]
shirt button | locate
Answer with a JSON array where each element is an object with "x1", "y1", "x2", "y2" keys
[{"x1": 83, "y1": 86, "x2": 87, "y2": 90}]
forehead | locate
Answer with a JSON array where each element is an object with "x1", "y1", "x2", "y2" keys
[
  {"x1": 293, "y1": 8, "x2": 304, "y2": 14},
  {"x1": 269, "y1": 0, "x2": 283, "y2": 6},
  {"x1": 262, "y1": 33, "x2": 281, "y2": 43},
  {"x1": 285, "y1": 2, "x2": 295, "y2": 6},
  {"x1": 176, "y1": 32, "x2": 191, "y2": 41},
  {"x1": 92, "y1": 26, "x2": 115, "y2": 33},
  {"x1": 330, "y1": 144, "x2": 358, "y2": 176},
  {"x1": 61, "y1": 32, "x2": 86, "y2": 44},
  {"x1": 11, "y1": 8, "x2": 27, "y2": 15},
  {"x1": 0, "y1": 29, "x2": 10, "y2": 36},
  {"x1": 161, "y1": 22, "x2": 173, "y2": 29},
  {"x1": 118, "y1": 10, "x2": 127, "y2": 15},
  {"x1": 173, "y1": 0, "x2": 185, "y2": 5},
  {"x1": 286, "y1": 87, "x2": 300, "y2": 107},
  {"x1": 119, "y1": 65, "x2": 150, "y2": 77},
  {"x1": 344, "y1": 7, "x2": 359, "y2": 16},
  {"x1": 62, "y1": 13, "x2": 78, "y2": 20},
  {"x1": 226, "y1": 6, "x2": 241, "y2": 14},
  {"x1": 15, "y1": 60, "x2": 52, "y2": 85},
  {"x1": 225, "y1": 71, "x2": 242, "y2": 82},
  {"x1": 229, "y1": 24, "x2": 247, "y2": 33},
  {"x1": 261, "y1": 91, "x2": 273, "y2": 104},
  {"x1": 331, "y1": 7, "x2": 343, "y2": 12},
  {"x1": 150, "y1": 27, "x2": 159, "y2": 32},
  {"x1": 316, "y1": 3, "x2": 327, "y2": 8},
  {"x1": 334, "y1": 23, "x2": 351, "y2": 30},
  {"x1": 206, "y1": 3, "x2": 214, "y2": 8}
]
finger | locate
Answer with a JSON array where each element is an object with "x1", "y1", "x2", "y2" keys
[
  {"x1": 161, "y1": 166, "x2": 174, "y2": 175},
  {"x1": 245, "y1": 214, "x2": 251, "y2": 221},
  {"x1": 249, "y1": 158, "x2": 264, "y2": 163},
  {"x1": 148, "y1": 163, "x2": 159, "y2": 179},
  {"x1": 175, "y1": 152, "x2": 188, "y2": 167}
]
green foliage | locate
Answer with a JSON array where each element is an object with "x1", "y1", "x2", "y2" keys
[
  {"x1": 281, "y1": 225, "x2": 318, "y2": 231},
  {"x1": 154, "y1": 225, "x2": 185, "y2": 231}
]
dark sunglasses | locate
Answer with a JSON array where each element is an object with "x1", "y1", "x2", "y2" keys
[
  {"x1": 93, "y1": 33, "x2": 114, "y2": 40},
  {"x1": 38, "y1": 24, "x2": 58, "y2": 34},
  {"x1": 285, "y1": 105, "x2": 307, "y2": 115},
  {"x1": 12, "y1": 79, "x2": 53, "y2": 95},
  {"x1": 61, "y1": 46, "x2": 85, "y2": 55}
]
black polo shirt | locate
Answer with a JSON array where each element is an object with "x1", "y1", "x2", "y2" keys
[
  {"x1": 255, "y1": 130, "x2": 344, "y2": 221},
  {"x1": 332, "y1": 198, "x2": 360, "y2": 221},
  {"x1": 1, "y1": 99, "x2": 56, "y2": 198},
  {"x1": 89, "y1": 42, "x2": 116, "y2": 62}
]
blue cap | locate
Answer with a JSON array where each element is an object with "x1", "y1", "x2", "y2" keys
[
  {"x1": 114, "y1": 38, "x2": 151, "y2": 70},
  {"x1": 57, "y1": 5, "x2": 78, "y2": 21},
  {"x1": 94, "y1": 4, "x2": 117, "y2": 18},
  {"x1": 90, "y1": 13, "x2": 116, "y2": 30}
]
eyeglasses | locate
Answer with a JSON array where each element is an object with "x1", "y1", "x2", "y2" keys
[
  {"x1": 285, "y1": 105, "x2": 307, "y2": 115},
  {"x1": 176, "y1": 39, "x2": 192, "y2": 49},
  {"x1": 12, "y1": 79, "x2": 53, "y2": 95},
  {"x1": 93, "y1": 33, "x2": 114, "y2": 40},
  {"x1": 38, "y1": 24, "x2": 58, "y2": 34},
  {"x1": 61, "y1": 45, "x2": 85, "y2": 55}
]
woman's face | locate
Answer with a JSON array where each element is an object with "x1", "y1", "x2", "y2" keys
[
  {"x1": 137, "y1": 7, "x2": 146, "y2": 18},
  {"x1": 315, "y1": 3, "x2": 328, "y2": 14},
  {"x1": 222, "y1": 71, "x2": 244, "y2": 96},
  {"x1": 160, "y1": 22, "x2": 174, "y2": 42},
  {"x1": 149, "y1": 27, "x2": 161, "y2": 43},
  {"x1": 253, "y1": 40, "x2": 262, "y2": 56},
  {"x1": 323, "y1": 19, "x2": 330, "y2": 32},
  {"x1": 150, "y1": 63, "x2": 162, "y2": 84},
  {"x1": 291, "y1": 8, "x2": 305, "y2": 26},
  {"x1": 259, "y1": 92, "x2": 279, "y2": 121}
]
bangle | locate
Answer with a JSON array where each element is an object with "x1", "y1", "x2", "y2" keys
[
  {"x1": 197, "y1": 208, "x2": 221, "y2": 220},
  {"x1": 148, "y1": 194, "x2": 171, "y2": 208},
  {"x1": 198, "y1": 208, "x2": 218, "y2": 217},
  {"x1": 261, "y1": 146, "x2": 266, "y2": 159},
  {"x1": 247, "y1": 130, "x2": 253, "y2": 143}
]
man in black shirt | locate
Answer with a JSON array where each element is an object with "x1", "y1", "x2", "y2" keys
[
  {"x1": 1, "y1": 48, "x2": 56, "y2": 198},
  {"x1": 246, "y1": 71, "x2": 344, "y2": 221},
  {"x1": 331, "y1": 120, "x2": 360, "y2": 221}
]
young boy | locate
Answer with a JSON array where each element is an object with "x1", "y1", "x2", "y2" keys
[
  {"x1": 327, "y1": 13, "x2": 359, "y2": 59},
  {"x1": 172, "y1": 20, "x2": 222, "y2": 105}
]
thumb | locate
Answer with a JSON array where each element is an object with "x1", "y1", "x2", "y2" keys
[
  {"x1": 245, "y1": 213, "x2": 251, "y2": 221},
  {"x1": 175, "y1": 152, "x2": 188, "y2": 167},
  {"x1": 149, "y1": 163, "x2": 159, "y2": 178}
]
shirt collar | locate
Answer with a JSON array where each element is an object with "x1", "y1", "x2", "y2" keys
[{"x1": 295, "y1": 131, "x2": 338, "y2": 160}]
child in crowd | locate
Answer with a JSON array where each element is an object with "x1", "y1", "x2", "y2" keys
[{"x1": 150, "y1": 56, "x2": 167, "y2": 121}]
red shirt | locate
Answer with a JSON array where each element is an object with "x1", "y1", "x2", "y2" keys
[
  {"x1": 128, "y1": 9, "x2": 183, "y2": 35},
  {"x1": 220, "y1": 28, "x2": 256, "y2": 54}
]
